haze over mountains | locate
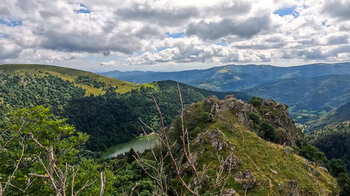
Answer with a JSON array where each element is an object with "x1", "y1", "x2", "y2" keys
[{"x1": 101, "y1": 62, "x2": 350, "y2": 91}]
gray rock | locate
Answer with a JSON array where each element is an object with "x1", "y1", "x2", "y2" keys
[
  {"x1": 194, "y1": 129, "x2": 228, "y2": 150},
  {"x1": 225, "y1": 154, "x2": 241, "y2": 170},
  {"x1": 308, "y1": 167, "x2": 319, "y2": 176},
  {"x1": 234, "y1": 171, "x2": 243, "y2": 183},
  {"x1": 269, "y1": 168, "x2": 278, "y2": 175},
  {"x1": 283, "y1": 146, "x2": 294, "y2": 155},
  {"x1": 221, "y1": 188, "x2": 237, "y2": 196},
  {"x1": 287, "y1": 180, "x2": 299, "y2": 196},
  {"x1": 241, "y1": 170, "x2": 256, "y2": 189},
  {"x1": 318, "y1": 166, "x2": 328, "y2": 173}
]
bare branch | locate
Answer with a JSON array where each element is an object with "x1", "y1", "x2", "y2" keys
[
  {"x1": 3, "y1": 138, "x2": 25, "y2": 193},
  {"x1": 74, "y1": 179, "x2": 97, "y2": 196},
  {"x1": 100, "y1": 171, "x2": 106, "y2": 196},
  {"x1": 129, "y1": 183, "x2": 139, "y2": 196}
]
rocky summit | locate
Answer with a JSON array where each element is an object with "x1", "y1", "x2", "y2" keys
[{"x1": 165, "y1": 95, "x2": 339, "y2": 195}]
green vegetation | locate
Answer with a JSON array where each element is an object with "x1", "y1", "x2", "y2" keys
[
  {"x1": 307, "y1": 121, "x2": 350, "y2": 171},
  {"x1": 0, "y1": 64, "x2": 157, "y2": 95},
  {"x1": 248, "y1": 96, "x2": 263, "y2": 107},
  {"x1": 159, "y1": 98, "x2": 340, "y2": 195},
  {"x1": 101, "y1": 62, "x2": 350, "y2": 91},
  {"x1": 298, "y1": 144, "x2": 328, "y2": 165},
  {"x1": 243, "y1": 74, "x2": 350, "y2": 124},
  {"x1": 1, "y1": 63, "x2": 347, "y2": 195},
  {"x1": 257, "y1": 122, "x2": 277, "y2": 142},
  {"x1": 0, "y1": 106, "x2": 114, "y2": 195},
  {"x1": 0, "y1": 64, "x2": 242, "y2": 152}
]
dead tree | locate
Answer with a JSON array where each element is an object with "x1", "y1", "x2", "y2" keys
[
  {"x1": 28, "y1": 132, "x2": 103, "y2": 196},
  {"x1": 134, "y1": 83, "x2": 236, "y2": 195}
]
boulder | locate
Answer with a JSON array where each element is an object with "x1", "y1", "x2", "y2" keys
[
  {"x1": 221, "y1": 189, "x2": 237, "y2": 196},
  {"x1": 318, "y1": 166, "x2": 328, "y2": 173},
  {"x1": 287, "y1": 180, "x2": 299, "y2": 196},
  {"x1": 225, "y1": 154, "x2": 242, "y2": 170},
  {"x1": 241, "y1": 170, "x2": 256, "y2": 189}
]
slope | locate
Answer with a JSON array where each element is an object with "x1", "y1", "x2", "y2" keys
[
  {"x1": 0, "y1": 64, "x2": 248, "y2": 151},
  {"x1": 0, "y1": 64, "x2": 157, "y2": 95},
  {"x1": 156, "y1": 95, "x2": 339, "y2": 195},
  {"x1": 307, "y1": 121, "x2": 350, "y2": 172},
  {"x1": 308, "y1": 102, "x2": 350, "y2": 131}
]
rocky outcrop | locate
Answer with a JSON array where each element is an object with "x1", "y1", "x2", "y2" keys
[
  {"x1": 194, "y1": 129, "x2": 228, "y2": 150},
  {"x1": 203, "y1": 95, "x2": 302, "y2": 147},
  {"x1": 225, "y1": 154, "x2": 241, "y2": 170},
  {"x1": 204, "y1": 95, "x2": 258, "y2": 130},
  {"x1": 287, "y1": 180, "x2": 299, "y2": 196},
  {"x1": 260, "y1": 99, "x2": 302, "y2": 147}
]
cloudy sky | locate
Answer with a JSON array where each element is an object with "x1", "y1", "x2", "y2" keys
[{"x1": 0, "y1": 0, "x2": 350, "y2": 71}]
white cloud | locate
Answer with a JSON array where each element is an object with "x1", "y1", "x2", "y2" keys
[{"x1": 0, "y1": 0, "x2": 349, "y2": 70}]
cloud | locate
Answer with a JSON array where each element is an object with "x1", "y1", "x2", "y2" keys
[
  {"x1": 323, "y1": 0, "x2": 350, "y2": 21},
  {"x1": 0, "y1": 0, "x2": 349, "y2": 70},
  {"x1": 186, "y1": 15, "x2": 271, "y2": 40},
  {"x1": 0, "y1": 39, "x2": 22, "y2": 60},
  {"x1": 327, "y1": 35, "x2": 348, "y2": 45},
  {"x1": 114, "y1": 2, "x2": 199, "y2": 26},
  {"x1": 100, "y1": 60, "x2": 118, "y2": 66}
]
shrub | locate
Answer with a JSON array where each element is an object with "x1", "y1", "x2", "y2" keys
[
  {"x1": 258, "y1": 123, "x2": 277, "y2": 142},
  {"x1": 248, "y1": 97, "x2": 264, "y2": 107},
  {"x1": 249, "y1": 112, "x2": 261, "y2": 125}
]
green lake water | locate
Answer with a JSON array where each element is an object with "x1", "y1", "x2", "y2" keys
[{"x1": 103, "y1": 134, "x2": 159, "y2": 159}]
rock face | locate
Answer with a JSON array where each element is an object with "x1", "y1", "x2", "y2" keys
[
  {"x1": 194, "y1": 129, "x2": 228, "y2": 150},
  {"x1": 261, "y1": 99, "x2": 302, "y2": 147},
  {"x1": 203, "y1": 95, "x2": 302, "y2": 147},
  {"x1": 287, "y1": 180, "x2": 299, "y2": 196},
  {"x1": 204, "y1": 95, "x2": 257, "y2": 130}
]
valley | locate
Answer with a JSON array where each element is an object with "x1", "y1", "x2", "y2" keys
[{"x1": 1, "y1": 63, "x2": 350, "y2": 195}]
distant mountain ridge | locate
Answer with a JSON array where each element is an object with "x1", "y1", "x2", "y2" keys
[
  {"x1": 100, "y1": 62, "x2": 350, "y2": 91},
  {"x1": 242, "y1": 74, "x2": 350, "y2": 124}
]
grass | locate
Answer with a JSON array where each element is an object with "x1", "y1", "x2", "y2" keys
[
  {"x1": 185, "y1": 103, "x2": 339, "y2": 195},
  {"x1": 0, "y1": 64, "x2": 158, "y2": 95},
  {"x1": 102, "y1": 134, "x2": 159, "y2": 159}
]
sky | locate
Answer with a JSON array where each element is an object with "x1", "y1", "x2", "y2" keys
[{"x1": 0, "y1": 0, "x2": 350, "y2": 72}]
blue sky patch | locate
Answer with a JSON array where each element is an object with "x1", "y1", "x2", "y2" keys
[
  {"x1": 75, "y1": 4, "x2": 91, "y2": 14},
  {"x1": 322, "y1": 20, "x2": 330, "y2": 27},
  {"x1": 215, "y1": 42, "x2": 230, "y2": 46},
  {"x1": 0, "y1": 18, "x2": 22, "y2": 27},
  {"x1": 273, "y1": 6, "x2": 299, "y2": 18},
  {"x1": 156, "y1": 46, "x2": 168, "y2": 52},
  {"x1": 166, "y1": 32, "x2": 184, "y2": 39}
]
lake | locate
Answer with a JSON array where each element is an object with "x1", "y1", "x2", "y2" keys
[{"x1": 103, "y1": 134, "x2": 159, "y2": 159}]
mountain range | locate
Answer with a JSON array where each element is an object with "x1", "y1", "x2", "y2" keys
[{"x1": 100, "y1": 62, "x2": 350, "y2": 91}]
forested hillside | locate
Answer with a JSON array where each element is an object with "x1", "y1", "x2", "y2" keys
[
  {"x1": 0, "y1": 64, "x2": 247, "y2": 151},
  {"x1": 242, "y1": 74, "x2": 350, "y2": 124},
  {"x1": 308, "y1": 121, "x2": 350, "y2": 172}
]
